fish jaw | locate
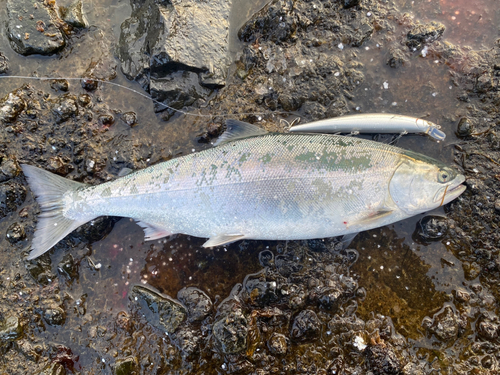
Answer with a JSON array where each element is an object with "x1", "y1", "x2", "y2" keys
[{"x1": 434, "y1": 174, "x2": 466, "y2": 206}]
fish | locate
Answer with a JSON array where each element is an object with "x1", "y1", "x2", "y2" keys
[
  {"x1": 289, "y1": 113, "x2": 446, "y2": 141},
  {"x1": 21, "y1": 120, "x2": 466, "y2": 260}
]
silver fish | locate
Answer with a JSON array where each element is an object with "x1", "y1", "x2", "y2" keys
[
  {"x1": 21, "y1": 120, "x2": 465, "y2": 260},
  {"x1": 289, "y1": 113, "x2": 446, "y2": 141}
]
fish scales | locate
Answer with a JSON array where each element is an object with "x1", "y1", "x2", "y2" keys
[{"x1": 66, "y1": 134, "x2": 402, "y2": 240}]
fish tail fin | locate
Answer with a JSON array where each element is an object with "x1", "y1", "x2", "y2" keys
[{"x1": 21, "y1": 164, "x2": 93, "y2": 260}]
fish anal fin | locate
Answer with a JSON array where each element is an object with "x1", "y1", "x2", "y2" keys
[
  {"x1": 214, "y1": 120, "x2": 268, "y2": 146},
  {"x1": 202, "y1": 234, "x2": 246, "y2": 248},
  {"x1": 136, "y1": 221, "x2": 173, "y2": 241}
]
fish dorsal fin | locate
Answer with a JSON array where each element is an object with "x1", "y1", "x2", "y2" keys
[
  {"x1": 214, "y1": 120, "x2": 268, "y2": 146},
  {"x1": 202, "y1": 234, "x2": 246, "y2": 247}
]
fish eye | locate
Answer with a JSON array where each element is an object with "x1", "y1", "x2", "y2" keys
[{"x1": 437, "y1": 169, "x2": 449, "y2": 183}]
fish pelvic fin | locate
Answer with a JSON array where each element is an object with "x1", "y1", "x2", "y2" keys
[
  {"x1": 202, "y1": 234, "x2": 246, "y2": 247},
  {"x1": 21, "y1": 164, "x2": 93, "y2": 260}
]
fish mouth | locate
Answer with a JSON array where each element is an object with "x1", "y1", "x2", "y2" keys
[{"x1": 434, "y1": 174, "x2": 466, "y2": 205}]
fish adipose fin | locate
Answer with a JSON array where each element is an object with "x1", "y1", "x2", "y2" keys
[
  {"x1": 136, "y1": 221, "x2": 173, "y2": 241},
  {"x1": 21, "y1": 164, "x2": 95, "y2": 260},
  {"x1": 202, "y1": 234, "x2": 246, "y2": 247},
  {"x1": 214, "y1": 120, "x2": 268, "y2": 146}
]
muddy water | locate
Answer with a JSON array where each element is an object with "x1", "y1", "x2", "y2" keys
[{"x1": 0, "y1": 0, "x2": 497, "y2": 371}]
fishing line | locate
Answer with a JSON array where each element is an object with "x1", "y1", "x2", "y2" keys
[{"x1": 0, "y1": 75, "x2": 290, "y2": 120}]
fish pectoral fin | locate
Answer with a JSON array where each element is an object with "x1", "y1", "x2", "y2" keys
[
  {"x1": 202, "y1": 234, "x2": 246, "y2": 248},
  {"x1": 340, "y1": 232, "x2": 359, "y2": 248},
  {"x1": 350, "y1": 209, "x2": 394, "y2": 226},
  {"x1": 136, "y1": 221, "x2": 173, "y2": 241},
  {"x1": 214, "y1": 120, "x2": 268, "y2": 146}
]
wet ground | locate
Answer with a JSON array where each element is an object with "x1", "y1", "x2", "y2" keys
[{"x1": 1, "y1": 0, "x2": 500, "y2": 374}]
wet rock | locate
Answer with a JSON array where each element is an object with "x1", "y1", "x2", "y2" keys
[
  {"x1": 476, "y1": 314, "x2": 499, "y2": 341},
  {"x1": 53, "y1": 94, "x2": 78, "y2": 123},
  {"x1": 60, "y1": 0, "x2": 87, "y2": 29},
  {"x1": 0, "y1": 155, "x2": 22, "y2": 182},
  {"x1": 70, "y1": 216, "x2": 119, "y2": 244},
  {"x1": 172, "y1": 327, "x2": 201, "y2": 360},
  {"x1": 26, "y1": 256, "x2": 55, "y2": 285},
  {"x1": 47, "y1": 156, "x2": 72, "y2": 176},
  {"x1": 268, "y1": 332, "x2": 288, "y2": 355},
  {"x1": 407, "y1": 21, "x2": 445, "y2": 50},
  {"x1": 121, "y1": 112, "x2": 137, "y2": 127},
  {"x1": 177, "y1": 287, "x2": 212, "y2": 322},
  {"x1": 462, "y1": 261, "x2": 481, "y2": 280},
  {"x1": 0, "y1": 315, "x2": 23, "y2": 343},
  {"x1": 114, "y1": 356, "x2": 138, "y2": 375},
  {"x1": 414, "y1": 215, "x2": 448, "y2": 243},
  {"x1": 495, "y1": 199, "x2": 500, "y2": 212},
  {"x1": 43, "y1": 306, "x2": 66, "y2": 326},
  {"x1": 343, "y1": 0, "x2": 361, "y2": 9},
  {"x1": 453, "y1": 288, "x2": 471, "y2": 303},
  {"x1": 118, "y1": 0, "x2": 231, "y2": 109},
  {"x1": 57, "y1": 254, "x2": 78, "y2": 280},
  {"x1": 0, "y1": 92, "x2": 26, "y2": 122},
  {"x1": 0, "y1": 52, "x2": 8, "y2": 74},
  {"x1": 6, "y1": 222, "x2": 26, "y2": 243},
  {"x1": 50, "y1": 79, "x2": 69, "y2": 92},
  {"x1": 0, "y1": 181, "x2": 26, "y2": 219},
  {"x1": 6, "y1": 0, "x2": 66, "y2": 55},
  {"x1": 456, "y1": 117, "x2": 473, "y2": 138},
  {"x1": 213, "y1": 311, "x2": 248, "y2": 354},
  {"x1": 275, "y1": 254, "x2": 303, "y2": 277},
  {"x1": 365, "y1": 343, "x2": 403, "y2": 375},
  {"x1": 78, "y1": 94, "x2": 91, "y2": 107},
  {"x1": 422, "y1": 306, "x2": 462, "y2": 341},
  {"x1": 258, "y1": 250, "x2": 274, "y2": 267},
  {"x1": 239, "y1": 0, "x2": 297, "y2": 44},
  {"x1": 38, "y1": 362, "x2": 66, "y2": 375},
  {"x1": 98, "y1": 114, "x2": 114, "y2": 126},
  {"x1": 131, "y1": 285, "x2": 186, "y2": 334},
  {"x1": 149, "y1": 72, "x2": 211, "y2": 113},
  {"x1": 243, "y1": 272, "x2": 278, "y2": 306},
  {"x1": 387, "y1": 48, "x2": 407, "y2": 68},
  {"x1": 290, "y1": 309, "x2": 321, "y2": 341}
]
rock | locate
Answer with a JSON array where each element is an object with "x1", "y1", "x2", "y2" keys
[
  {"x1": 149, "y1": 72, "x2": 211, "y2": 113},
  {"x1": 0, "y1": 155, "x2": 22, "y2": 182},
  {"x1": 60, "y1": 0, "x2": 87, "y2": 29},
  {"x1": 6, "y1": 0, "x2": 66, "y2": 56},
  {"x1": 6, "y1": 222, "x2": 26, "y2": 243},
  {"x1": 414, "y1": 215, "x2": 448, "y2": 243},
  {"x1": 78, "y1": 94, "x2": 91, "y2": 107},
  {"x1": 0, "y1": 52, "x2": 8, "y2": 74},
  {"x1": 407, "y1": 21, "x2": 445, "y2": 50},
  {"x1": 462, "y1": 261, "x2": 481, "y2": 280},
  {"x1": 343, "y1": 0, "x2": 361, "y2": 8},
  {"x1": 495, "y1": 199, "x2": 500, "y2": 212},
  {"x1": 0, "y1": 181, "x2": 26, "y2": 219},
  {"x1": 0, "y1": 315, "x2": 23, "y2": 343},
  {"x1": 268, "y1": 332, "x2": 288, "y2": 355},
  {"x1": 57, "y1": 254, "x2": 78, "y2": 280},
  {"x1": 456, "y1": 117, "x2": 473, "y2": 138},
  {"x1": 98, "y1": 114, "x2": 114, "y2": 126},
  {"x1": 114, "y1": 356, "x2": 138, "y2": 375},
  {"x1": 26, "y1": 256, "x2": 55, "y2": 285},
  {"x1": 121, "y1": 112, "x2": 137, "y2": 127},
  {"x1": 47, "y1": 156, "x2": 72, "y2": 176},
  {"x1": 131, "y1": 285, "x2": 186, "y2": 334},
  {"x1": 213, "y1": 311, "x2": 248, "y2": 354},
  {"x1": 38, "y1": 362, "x2": 66, "y2": 375},
  {"x1": 53, "y1": 94, "x2": 78, "y2": 123},
  {"x1": 50, "y1": 79, "x2": 69, "y2": 92},
  {"x1": 422, "y1": 306, "x2": 461, "y2": 341},
  {"x1": 172, "y1": 327, "x2": 201, "y2": 360},
  {"x1": 70, "y1": 216, "x2": 119, "y2": 244},
  {"x1": 177, "y1": 287, "x2": 212, "y2": 322},
  {"x1": 243, "y1": 272, "x2": 278, "y2": 306},
  {"x1": 258, "y1": 250, "x2": 274, "y2": 267},
  {"x1": 476, "y1": 314, "x2": 499, "y2": 341},
  {"x1": 43, "y1": 306, "x2": 66, "y2": 326},
  {"x1": 387, "y1": 48, "x2": 406, "y2": 68},
  {"x1": 365, "y1": 343, "x2": 403, "y2": 375},
  {"x1": 0, "y1": 92, "x2": 26, "y2": 122},
  {"x1": 118, "y1": 0, "x2": 231, "y2": 110},
  {"x1": 290, "y1": 309, "x2": 321, "y2": 341}
]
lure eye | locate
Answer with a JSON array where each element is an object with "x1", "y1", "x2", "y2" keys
[{"x1": 438, "y1": 169, "x2": 449, "y2": 183}]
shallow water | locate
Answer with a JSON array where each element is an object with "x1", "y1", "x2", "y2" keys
[{"x1": 0, "y1": 0, "x2": 497, "y2": 372}]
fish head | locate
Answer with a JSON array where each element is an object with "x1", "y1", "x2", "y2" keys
[{"x1": 389, "y1": 155, "x2": 466, "y2": 215}]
